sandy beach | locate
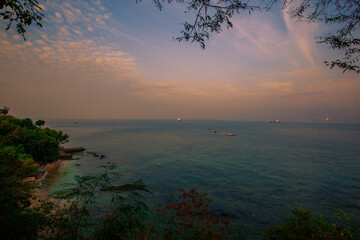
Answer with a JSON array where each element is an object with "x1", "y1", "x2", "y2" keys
[{"x1": 35, "y1": 159, "x2": 73, "y2": 198}]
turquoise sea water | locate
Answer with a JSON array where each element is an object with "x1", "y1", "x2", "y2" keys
[{"x1": 47, "y1": 119, "x2": 360, "y2": 238}]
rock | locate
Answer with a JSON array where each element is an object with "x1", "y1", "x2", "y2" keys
[
  {"x1": 99, "y1": 154, "x2": 106, "y2": 159},
  {"x1": 64, "y1": 147, "x2": 86, "y2": 153},
  {"x1": 59, "y1": 153, "x2": 73, "y2": 159}
]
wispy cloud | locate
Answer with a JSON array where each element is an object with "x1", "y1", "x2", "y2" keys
[{"x1": 0, "y1": 1, "x2": 359, "y2": 121}]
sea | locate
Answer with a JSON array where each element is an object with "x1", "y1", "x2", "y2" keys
[{"x1": 46, "y1": 119, "x2": 360, "y2": 238}]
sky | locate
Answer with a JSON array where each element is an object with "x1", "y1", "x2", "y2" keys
[{"x1": 0, "y1": 0, "x2": 359, "y2": 122}]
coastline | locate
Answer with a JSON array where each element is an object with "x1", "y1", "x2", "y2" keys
[
  {"x1": 34, "y1": 147, "x2": 86, "y2": 198},
  {"x1": 35, "y1": 159, "x2": 72, "y2": 198}
]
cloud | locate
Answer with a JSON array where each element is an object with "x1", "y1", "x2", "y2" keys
[
  {"x1": 282, "y1": 11, "x2": 317, "y2": 64},
  {"x1": 0, "y1": 0, "x2": 359, "y2": 122},
  {"x1": 54, "y1": 12, "x2": 63, "y2": 22},
  {"x1": 0, "y1": 0, "x2": 142, "y2": 119},
  {"x1": 217, "y1": 11, "x2": 320, "y2": 72}
]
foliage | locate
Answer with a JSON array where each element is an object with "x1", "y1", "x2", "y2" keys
[
  {"x1": 137, "y1": 0, "x2": 257, "y2": 49},
  {"x1": 264, "y1": 206, "x2": 360, "y2": 240},
  {"x1": 283, "y1": 0, "x2": 360, "y2": 73},
  {"x1": 0, "y1": 105, "x2": 9, "y2": 116},
  {"x1": 2, "y1": 1, "x2": 357, "y2": 73},
  {"x1": 0, "y1": 116, "x2": 68, "y2": 162},
  {"x1": 140, "y1": 0, "x2": 360, "y2": 73},
  {"x1": 156, "y1": 188, "x2": 234, "y2": 240},
  {"x1": 21, "y1": 128, "x2": 60, "y2": 162},
  {"x1": 0, "y1": 146, "x2": 47, "y2": 240},
  {"x1": 35, "y1": 119, "x2": 46, "y2": 127},
  {"x1": 41, "y1": 163, "x2": 152, "y2": 240},
  {"x1": 0, "y1": 0, "x2": 45, "y2": 40}
]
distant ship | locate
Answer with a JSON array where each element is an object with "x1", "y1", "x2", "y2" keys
[
  {"x1": 269, "y1": 120, "x2": 280, "y2": 123},
  {"x1": 318, "y1": 117, "x2": 329, "y2": 122},
  {"x1": 224, "y1": 133, "x2": 236, "y2": 136},
  {"x1": 177, "y1": 117, "x2": 182, "y2": 122}
]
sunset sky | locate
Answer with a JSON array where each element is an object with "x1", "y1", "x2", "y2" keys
[{"x1": 0, "y1": 0, "x2": 359, "y2": 122}]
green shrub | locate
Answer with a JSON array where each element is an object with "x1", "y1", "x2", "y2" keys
[
  {"x1": 42, "y1": 163, "x2": 152, "y2": 240},
  {"x1": 0, "y1": 117, "x2": 68, "y2": 162},
  {"x1": 0, "y1": 146, "x2": 45, "y2": 240},
  {"x1": 264, "y1": 206, "x2": 360, "y2": 240}
]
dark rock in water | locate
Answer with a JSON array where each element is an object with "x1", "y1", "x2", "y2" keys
[
  {"x1": 214, "y1": 210, "x2": 238, "y2": 219},
  {"x1": 64, "y1": 147, "x2": 86, "y2": 153},
  {"x1": 214, "y1": 130, "x2": 217, "y2": 133},
  {"x1": 99, "y1": 154, "x2": 106, "y2": 159},
  {"x1": 75, "y1": 164, "x2": 80, "y2": 166},
  {"x1": 58, "y1": 147, "x2": 72, "y2": 159},
  {"x1": 93, "y1": 153, "x2": 99, "y2": 157},
  {"x1": 59, "y1": 153, "x2": 73, "y2": 159}
]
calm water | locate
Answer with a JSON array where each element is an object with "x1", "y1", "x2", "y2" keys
[{"x1": 47, "y1": 119, "x2": 360, "y2": 238}]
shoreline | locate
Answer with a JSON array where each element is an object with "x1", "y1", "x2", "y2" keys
[
  {"x1": 35, "y1": 159, "x2": 71, "y2": 198},
  {"x1": 34, "y1": 147, "x2": 86, "y2": 198}
]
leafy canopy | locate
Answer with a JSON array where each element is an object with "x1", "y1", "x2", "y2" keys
[
  {"x1": 140, "y1": 0, "x2": 359, "y2": 73},
  {"x1": 1, "y1": 0, "x2": 358, "y2": 72},
  {"x1": 0, "y1": 116, "x2": 68, "y2": 162},
  {"x1": 0, "y1": 106, "x2": 10, "y2": 116},
  {"x1": 0, "y1": 0, "x2": 44, "y2": 40}
]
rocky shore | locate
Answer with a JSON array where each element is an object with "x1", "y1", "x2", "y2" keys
[
  {"x1": 33, "y1": 147, "x2": 86, "y2": 197},
  {"x1": 34, "y1": 147, "x2": 108, "y2": 197},
  {"x1": 58, "y1": 146, "x2": 86, "y2": 160}
]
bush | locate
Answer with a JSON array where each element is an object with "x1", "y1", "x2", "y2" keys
[
  {"x1": 155, "y1": 188, "x2": 234, "y2": 240},
  {"x1": 264, "y1": 206, "x2": 360, "y2": 240},
  {"x1": 0, "y1": 117, "x2": 68, "y2": 162},
  {"x1": 0, "y1": 146, "x2": 45, "y2": 240},
  {"x1": 42, "y1": 163, "x2": 152, "y2": 240}
]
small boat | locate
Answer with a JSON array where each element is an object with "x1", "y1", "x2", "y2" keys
[
  {"x1": 269, "y1": 120, "x2": 280, "y2": 123},
  {"x1": 224, "y1": 133, "x2": 236, "y2": 136},
  {"x1": 318, "y1": 117, "x2": 329, "y2": 122},
  {"x1": 177, "y1": 118, "x2": 182, "y2": 122}
]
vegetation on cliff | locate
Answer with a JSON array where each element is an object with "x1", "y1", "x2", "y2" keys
[
  {"x1": 0, "y1": 113, "x2": 68, "y2": 163},
  {"x1": 0, "y1": 110, "x2": 68, "y2": 239}
]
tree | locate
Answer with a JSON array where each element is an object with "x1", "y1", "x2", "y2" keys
[
  {"x1": 264, "y1": 206, "x2": 360, "y2": 239},
  {"x1": 2, "y1": 0, "x2": 358, "y2": 73},
  {"x1": 35, "y1": 119, "x2": 45, "y2": 128},
  {"x1": 0, "y1": 146, "x2": 43, "y2": 240},
  {"x1": 0, "y1": 106, "x2": 9, "y2": 116},
  {"x1": 143, "y1": 0, "x2": 359, "y2": 73},
  {"x1": 0, "y1": 0, "x2": 45, "y2": 40},
  {"x1": 284, "y1": 0, "x2": 360, "y2": 73},
  {"x1": 0, "y1": 116, "x2": 68, "y2": 162}
]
